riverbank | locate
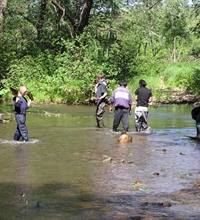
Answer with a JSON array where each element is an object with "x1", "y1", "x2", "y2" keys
[
  {"x1": 153, "y1": 88, "x2": 199, "y2": 105},
  {"x1": 0, "y1": 88, "x2": 199, "y2": 106}
]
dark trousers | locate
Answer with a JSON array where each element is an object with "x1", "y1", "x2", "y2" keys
[
  {"x1": 14, "y1": 114, "x2": 29, "y2": 142},
  {"x1": 113, "y1": 107, "x2": 129, "y2": 131},
  {"x1": 196, "y1": 123, "x2": 200, "y2": 137},
  {"x1": 96, "y1": 102, "x2": 105, "y2": 128}
]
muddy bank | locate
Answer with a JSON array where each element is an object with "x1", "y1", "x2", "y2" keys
[{"x1": 153, "y1": 88, "x2": 199, "y2": 105}]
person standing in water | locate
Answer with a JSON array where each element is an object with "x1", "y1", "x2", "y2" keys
[
  {"x1": 196, "y1": 113, "x2": 200, "y2": 138},
  {"x1": 191, "y1": 107, "x2": 200, "y2": 138},
  {"x1": 95, "y1": 74, "x2": 108, "y2": 128},
  {"x1": 134, "y1": 79, "x2": 152, "y2": 132},
  {"x1": 12, "y1": 86, "x2": 33, "y2": 142},
  {"x1": 109, "y1": 79, "x2": 132, "y2": 132}
]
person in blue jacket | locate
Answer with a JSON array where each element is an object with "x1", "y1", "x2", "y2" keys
[{"x1": 12, "y1": 86, "x2": 32, "y2": 142}]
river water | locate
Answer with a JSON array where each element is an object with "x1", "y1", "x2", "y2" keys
[{"x1": 0, "y1": 102, "x2": 200, "y2": 220}]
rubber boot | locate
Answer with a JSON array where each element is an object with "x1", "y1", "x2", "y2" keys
[{"x1": 98, "y1": 119, "x2": 104, "y2": 128}]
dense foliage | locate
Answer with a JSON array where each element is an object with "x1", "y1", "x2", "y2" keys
[{"x1": 0, "y1": 0, "x2": 200, "y2": 103}]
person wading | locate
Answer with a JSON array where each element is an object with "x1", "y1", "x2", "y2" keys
[
  {"x1": 109, "y1": 79, "x2": 132, "y2": 132},
  {"x1": 12, "y1": 86, "x2": 33, "y2": 142},
  {"x1": 191, "y1": 106, "x2": 200, "y2": 138},
  {"x1": 95, "y1": 74, "x2": 107, "y2": 128},
  {"x1": 134, "y1": 79, "x2": 152, "y2": 132}
]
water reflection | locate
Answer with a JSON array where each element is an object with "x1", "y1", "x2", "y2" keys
[{"x1": 0, "y1": 103, "x2": 200, "y2": 219}]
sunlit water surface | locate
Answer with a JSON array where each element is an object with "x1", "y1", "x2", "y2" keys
[{"x1": 0, "y1": 102, "x2": 200, "y2": 219}]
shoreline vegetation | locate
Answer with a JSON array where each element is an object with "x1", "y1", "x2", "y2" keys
[
  {"x1": 0, "y1": 1, "x2": 200, "y2": 106},
  {"x1": 0, "y1": 87, "x2": 199, "y2": 106},
  {"x1": 1, "y1": 62, "x2": 200, "y2": 105}
]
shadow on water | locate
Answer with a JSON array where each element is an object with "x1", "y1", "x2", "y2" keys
[{"x1": 0, "y1": 103, "x2": 200, "y2": 219}]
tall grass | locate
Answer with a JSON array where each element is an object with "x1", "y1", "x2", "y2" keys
[{"x1": 128, "y1": 62, "x2": 200, "y2": 101}]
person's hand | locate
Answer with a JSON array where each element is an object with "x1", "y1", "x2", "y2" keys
[
  {"x1": 149, "y1": 101, "x2": 153, "y2": 106},
  {"x1": 94, "y1": 97, "x2": 98, "y2": 101},
  {"x1": 109, "y1": 107, "x2": 113, "y2": 113},
  {"x1": 16, "y1": 93, "x2": 22, "y2": 102},
  {"x1": 129, "y1": 110, "x2": 132, "y2": 115}
]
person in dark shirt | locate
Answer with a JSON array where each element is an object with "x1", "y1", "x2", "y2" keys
[
  {"x1": 109, "y1": 80, "x2": 132, "y2": 132},
  {"x1": 196, "y1": 113, "x2": 200, "y2": 138},
  {"x1": 95, "y1": 74, "x2": 107, "y2": 128},
  {"x1": 134, "y1": 79, "x2": 152, "y2": 132},
  {"x1": 191, "y1": 107, "x2": 200, "y2": 138},
  {"x1": 13, "y1": 86, "x2": 32, "y2": 142}
]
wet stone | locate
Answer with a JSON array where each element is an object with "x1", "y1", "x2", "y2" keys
[{"x1": 130, "y1": 215, "x2": 145, "y2": 220}]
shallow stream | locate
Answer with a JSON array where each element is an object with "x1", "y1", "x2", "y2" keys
[{"x1": 0, "y1": 102, "x2": 200, "y2": 219}]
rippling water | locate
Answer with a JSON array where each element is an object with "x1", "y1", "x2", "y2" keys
[{"x1": 0, "y1": 102, "x2": 200, "y2": 219}]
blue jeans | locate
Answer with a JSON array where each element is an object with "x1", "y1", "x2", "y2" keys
[{"x1": 14, "y1": 114, "x2": 29, "y2": 142}]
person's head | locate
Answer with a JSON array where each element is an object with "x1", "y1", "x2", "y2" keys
[
  {"x1": 139, "y1": 79, "x2": 147, "y2": 87},
  {"x1": 19, "y1": 86, "x2": 27, "y2": 96},
  {"x1": 119, "y1": 79, "x2": 127, "y2": 87},
  {"x1": 97, "y1": 73, "x2": 104, "y2": 81}
]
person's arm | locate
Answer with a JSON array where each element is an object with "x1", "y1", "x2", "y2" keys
[
  {"x1": 129, "y1": 105, "x2": 132, "y2": 115},
  {"x1": 129, "y1": 93, "x2": 133, "y2": 115},
  {"x1": 94, "y1": 83, "x2": 98, "y2": 93},
  {"x1": 109, "y1": 90, "x2": 115, "y2": 113},
  {"x1": 26, "y1": 91, "x2": 34, "y2": 106},
  {"x1": 97, "y1": 92, "x2": 107, "y2": 100},
  {"x1": 14, "y1": 93, "x2": 22, "y2": 107},
  {"x1": 135, "y1": 95, "x2": 138, "y2": 101},
  {"x1": 148, "y1": 96, "x2": 153, "y2": 105},
  {"x1": 148, "y1": 89, "x2": 153, "y2": 105},
  {"x1": 27, "y1": 100, "x2": 32, "y2": 107},
  {"x1": 109, "y1": 102, "x2": 113, "y2": 113}
]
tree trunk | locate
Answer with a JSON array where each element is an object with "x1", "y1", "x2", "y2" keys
[
  {"x1": 136, "y1": 43, "x2": 141, "y2": 59},
  {"x1": 173, "y1": 36, "x2": 176, "y2": 63},
  {"x1": 51, "y1": 0, "x2": 93, "y2": 37},
  {"x1": 36, "y1": 0, "x2": 48, "y2": 44},
  {"x1": 77, "y1": 0, "x2": 93, "y2": 35},
  {"x1": 177, "y1": 38, "x2": 185, "y2": 61},
  {"x1": 0, "y1": 0, "x2": 7, "y2": 37}
]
